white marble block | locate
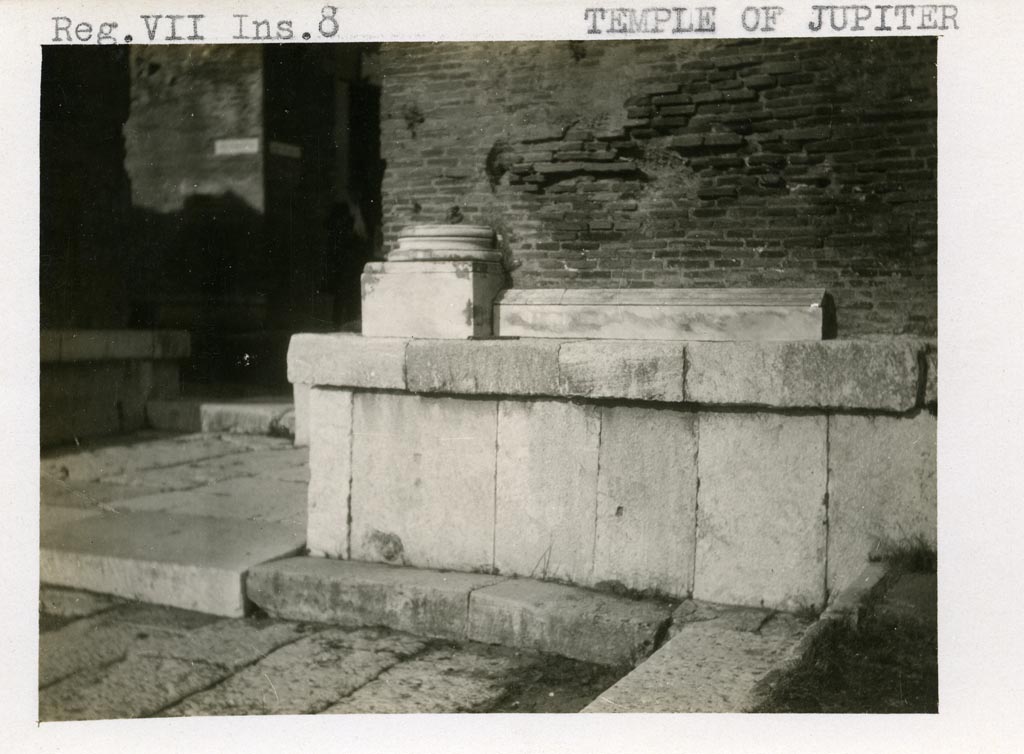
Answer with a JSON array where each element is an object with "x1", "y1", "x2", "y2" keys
[{"x1": 361, "y1": 261, "x2": 505, "y2": 339}]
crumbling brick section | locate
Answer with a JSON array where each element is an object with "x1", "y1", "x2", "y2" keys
[{"x1": 379, "y1": 38, "x2": 937, "y2": 335}]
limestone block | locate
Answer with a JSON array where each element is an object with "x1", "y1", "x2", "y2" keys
[
  {"x1": 306, "y1": 388, "x2": 353, "y2": 558},
  {"x1": 350, "y1": 392, "x2": 498, "y2": 571},
  {"x1": 40, "y1": 331, "x2": 61, "y2": 362},
  {"x1": 694, "y1": 413, "x2": 828, "y2": 610},
  {"x1": 293, "y1": 382, "x2": 310, "y2": 446},
  {"x1": 146, "y1": 399, "x2": 201, "y2": 433},
  {"x1": 406, "y1": 339, "x2": 560, "y2": 396},
  {"x1": 593, "y1": 406, "x2": 697, "y2": 597},
  {"x1": 361, "y1": 261, "x2": 505, "y2": 338},
  {"x1": 40, "y1": 511, "x2": 305, "y2": 617},
  {"x1": 685, "y1": 340, "x2": 919, "y2": 411},
  {"x1": 494, "y1": 288, "x2": 828, "y2": 341},
  {"x1": 467, "y1": 579, "x2": 672, "y2": 666},
  {"x1": 247, "y1": 557, "x2": 504, "y2": 640},
  {"x1": 827, "y1": 412, "x2": 936, "y2": 593},
  {"x1": 287, "y1": 333, "x2": 407, "y2": 389},
  {"x1": 924, "y1": 349, "x2": 938, "y2": 404},
  {"x1": 494, "y1": 400, "x2": 601, "y2": 584},
  {"x1": 558, "y1": 340, "x2": 685, "y2": 401}
]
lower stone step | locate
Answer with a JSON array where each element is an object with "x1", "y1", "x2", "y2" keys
[
  {"x1": 583, "y1": 603, "x2": 811, "y2": 712},
  {"x1": 40, "y1": 511, "x2": 305, "y2": 618},
  {"x1": 246, "y1": 557, "x2": 674, "y2": 667},
  {"x1": 147, "y1": 397, "x2": 294, "y2": 437}
]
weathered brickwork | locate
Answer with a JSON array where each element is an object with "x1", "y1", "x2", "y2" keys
[{"x1": 379, "y1": 39, "x2": 936, "y2": 334}]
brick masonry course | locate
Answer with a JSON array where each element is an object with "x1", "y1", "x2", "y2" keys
[{"x1": 378, "y1": 38, "x2": 936, "y2": 336}]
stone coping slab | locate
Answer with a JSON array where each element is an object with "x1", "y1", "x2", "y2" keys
[
  {"x1": 41, "y1": 329, "x2": 190, "y2": 363},
  {"x1": 288, "y1": 333, "x2": 935, "y2": 411},
  {"x1": 246, "y1": 557, "x2": 673, "y2": 666}
]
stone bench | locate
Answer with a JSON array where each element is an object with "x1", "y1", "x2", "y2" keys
[
  {"x1": 289, "y1": 334, "x2": 936, "y2": 612},
  {"x1": 41, "y1": 329, "x2": 190, "y2": 446}
]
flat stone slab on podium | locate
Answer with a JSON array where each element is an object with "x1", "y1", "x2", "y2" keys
[
  {"x1": 494, "y1": 287, "x2": 832, "y2": 341},
  {"x1": 41, "y1": 512, "x2": 305, "y2": 617}
]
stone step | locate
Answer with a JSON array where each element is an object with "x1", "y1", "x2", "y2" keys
[
  {"x1": 146, "y1": 397, "x2": 294, "y2": 437},
  {"x1": 246, "y1": 557, "x2": 674, "y2": 667},
  {"x1": 582, "y1": 603, "x2": 811, "y2": 712},
  {"x1": 41, "y1": 511, "x2": 305, "y2": 618}
]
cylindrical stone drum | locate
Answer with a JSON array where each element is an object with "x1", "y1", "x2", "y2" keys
[{"x1": 389, "y1": 224, "x2": 501, "y2": 262}]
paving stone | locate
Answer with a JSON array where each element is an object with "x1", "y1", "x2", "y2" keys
[
  {"x1": 406, "y1": 338, "x2": 560, "y2": 396},
  {"x1": 163, "y1": 627, "x2": 426, "y2": 716},
  {"x1": 582, "y1": 616, "x2": 806, "y2": 712},
  {"x1": 41, "y1": 511, "x2": 305, "y2": 617},
  {"x1": 322, "y1": 645, "x2": 527, "y2": 714},
  {"x1": 38, "y1": 615, "x2": 166, "y2": 687},
  {"x1": 287, "y1": 333, "x2": 408, "y2": 389},
  {"x1": 694, "y1": 412, "x2": 827, "y2": 611},
  {"x1": 41, "y1": 433, "x2": 254, "y2": 483},
  {"x1": 557, "y1": 340, "x2": 685, "y2": 401},
  {"x1": 247, "y1": 557, "x2": 504, "y2": 640},
  {"x1": 351, "y1": 392, "x2": 498, "y2": 571},
  {"x1": 131, "y1": 617, "x2": 308, "y2": 670},
  {"x1": 593, "y1": 406, "x2": 697, "y2": 597},
  {"x1": 827, "y1": 412, "x2": 936, "y2": 593},
  {"x1": 40, "y1": 654, "x2": 227, "y2": 721},
  {"x1": 40, "y1": 475, "x2": 159, "y2": 510},
  {"x1": 39, "y1": 586, "x2": 123, "y2": 620},
  {"x1": 306, "y1": 388, "x2": 353, "y2": 558},
  {"x1": 39, "y1": 505, "x2": 103, "y2": 536},
  {"x1": 100, "y1": 443, "x2": 305, "y2": 491},
  {"x1": 110, "y1": 602, "x2": 223, "y2": 633},
  {"x1": 494, "y1": 400, "x2": 601, "y2": 584},
  {"x1": 467, "y1": 578, "x2": 672, "y2": 667},
  {"x1": 684, "y1": 340, "x2": 920, "y2": 410},
  {"x1": 114, "y1": 476, "x2": 307, "y2": 526}
]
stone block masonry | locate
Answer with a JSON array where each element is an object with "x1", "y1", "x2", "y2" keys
[
  {"x1": 291, "y1": 334, "x2": 938, "y2": 610},
  {"x1": 379, "y1": 38, "x2": 936, "y2": 336}
]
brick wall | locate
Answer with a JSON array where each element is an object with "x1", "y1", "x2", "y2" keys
[{"x1": 379, "y1": 38, "x2": 936, "y2": 335}]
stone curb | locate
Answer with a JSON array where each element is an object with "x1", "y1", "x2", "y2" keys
[
  {"x1": 288, "y1": 333, "x2": 937, "y2": 411},
  {"x1": 42, "y1": 329, "x2": 190, "y2": 363},
  {"x1": 246, "y1": 557, "x2": 674, "y2": 667},
  {"x1": 747, "y1": 561, "x2": 893, "y2": 706}
]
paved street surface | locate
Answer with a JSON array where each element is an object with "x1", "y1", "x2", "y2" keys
[
  {"x1": 39, "y1": 586, "x2": 623, "y2": 720},
  {"x1": 38, "y1": 432, "x2": 622, "y2": 720}
]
